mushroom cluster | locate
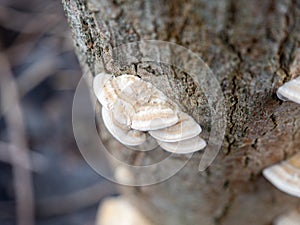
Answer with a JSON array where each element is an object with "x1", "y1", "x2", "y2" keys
[
  {"x1": 93, "y1": 73, "x2": 206, "y2": 154},
  {"x1": 263, "y1": 76, "x2": 300, "y2": 198}
]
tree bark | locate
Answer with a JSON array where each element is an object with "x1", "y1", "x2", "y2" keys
[{"x1": 62, "y1": 0, "x2": 300, "y2": 224}]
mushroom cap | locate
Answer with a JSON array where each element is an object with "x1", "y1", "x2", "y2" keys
[
  {"x1": 149, "y1": 111, "x2": 202, "y2": 142},
  {"x1": 158, "y1": 135, "x2": 206, "y2": 154},
  {"x1": 101, "y1": 107, "x2": 146, "y2": 146},
  {"x1": 93, "y1": 73, "x2": 113, "y2": 105},
  {"x1": 95, "y1": 74, "x2": 154, "y2": 110},
  {"x1": 277, "y1": 77, "x2": 300, "y2": 104},
  {"x1": 131, "y1": 104, "x2": 179, "y2": 131},
  {"x1": 130, "y1": 91, "x2": 179, "y2": 131},
  {"x1": 117, "y1": 75, "x2": 153, "y2": 105},
  {"x1": 111, "y1": 98, "x2": 134, "y2": 127},
  {"x1": 263, "y1": 153, "x2": 300, "y2": 198},
  {"x1": 93, "y1": 72, "x2": 112, "y2": 90},
  {"x1": 95, "y1": 74, "x2": 137, "y2": 110}
]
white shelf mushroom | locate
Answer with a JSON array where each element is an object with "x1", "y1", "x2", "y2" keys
[
  {"x1": 93, "y1": 73, "x2": 206, "y2": 154},
  {"x1": 263, "y1": 152, "x2": 300, "y2": 198},
  {"x1": 149, "y1": 111, "x2": 202, "y2": 142},
  {"x1": 277, "y1": 76, "x2": 300, "y2": 104},
  {"x1": 157, "y1": 136, "x2": 207, "y2": 154}
]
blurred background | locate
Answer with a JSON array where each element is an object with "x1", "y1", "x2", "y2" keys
[{"x1": 0, "y1": 0, "x2": 117, "y2": 224}]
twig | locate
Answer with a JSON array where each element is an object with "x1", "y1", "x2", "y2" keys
[
  {"x1": 0, "y1": 53, "x2": 35, "y2": 225},
  {"x1": 16, "y1": 55, "x2": 59, "y2": 96},
  {"x1": 0, "y1": 141, "x2": 48, "y2": 172},
  {"x1": 0, "y1": 181, "x2": 118, "y2": 219},
  {"x1": 3, "y1": 8, "x2": 62, "y2": 66},
  {"x1": 36, "y1": 181, "x2": 117, "y2": 217}
]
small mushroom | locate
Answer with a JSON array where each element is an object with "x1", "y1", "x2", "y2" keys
[
  {"x1": 149, "y1": 111, "x2": 202, "y2": 142},
  {"x1": 96, "y1": 197, "x2": 153, "y2": 225},
  {"x1": 277, "y1": 76, "x2": 300, "y2": 104},
  {"x1": 158, "y1": 135, "x2": 207, "y2": 154},
  {"x1": 274, "y1": 209, "x2": 300, "y2": 225},
  {"x1": 114, "y1": 165, "x2": 134, "y2": 184},
  {"x1": 102, "y1": 107, "x2": 146, "y2": 146},
  {"x1": 263, "y1": 152, "x2": 300, "y2": 198}
]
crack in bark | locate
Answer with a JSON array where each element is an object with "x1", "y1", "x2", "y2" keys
[
  {"x1": 218, "y1": 0, "x2": 243, "y2": 155},
  {"x1": 269, "y1": 114, "x2": 277, "y2": 131},
  {"x1": 213, "y1": 189, "x2": 235, "y2": 225}
]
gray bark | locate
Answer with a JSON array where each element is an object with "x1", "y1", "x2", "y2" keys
[{"x1": 62, "y1": 0, "x2": 300, "y2": 224}]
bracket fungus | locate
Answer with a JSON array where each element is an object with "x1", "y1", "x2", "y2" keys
[
  {"x1": 277, "y1": 76, "x2": 300, "y2": 104},
  {"x1": 93, "y1": 73, "x2": 206, "y2": 154},
  {"x1": 262, "y1": 77, "x2": 300, "y2": 197},
  {"x1": 263, "y1": 152, "x2": 300, "y2": 198}
]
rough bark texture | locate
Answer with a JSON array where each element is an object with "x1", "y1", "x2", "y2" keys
[{"x1": 62, "y1": 0, "x2": 300, "y2": 224}]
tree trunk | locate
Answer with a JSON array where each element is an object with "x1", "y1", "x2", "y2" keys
[{"x1": 62, "y1": 0, "x2": 300, "y2": 224}]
